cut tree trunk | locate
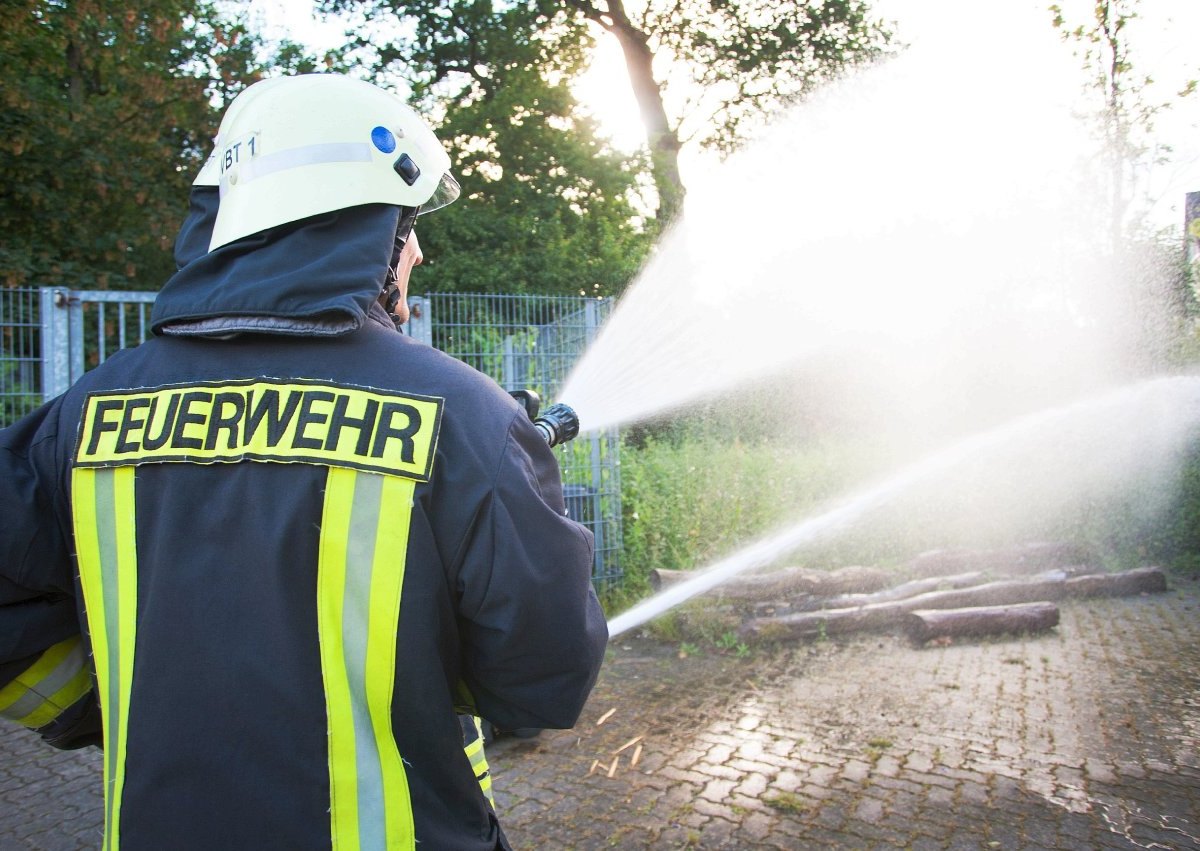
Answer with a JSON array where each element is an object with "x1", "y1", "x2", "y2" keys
[
  {"x1": 1066, "y1": 567, "x2": 1167, "y2": 597},
  {"x1": 816, "y1": 572, "x2": 988, "y2": 610},
  {"x1": 740, "y1": 567, "x2": 1167, "y2": 643},
  {"x1": 650, "y1": 564, "x2": 892, "y2": 600},
  {"x1": 905, "y1": 602, "x2": 1060, "y2": 644},
  {"x1": 908, "y1": 542, "x2": 1095, "y2": 578}
]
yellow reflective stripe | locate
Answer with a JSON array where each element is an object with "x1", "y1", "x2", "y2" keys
[
  {"x1": 318, "y1": 467, "x2": 416, "y2": 850},
  {"x1": 0, "y1": 637, "x2": 91, "y2": 728},
  {"x1": 319, "y1": 467, "x2": 359, "y2": 848},
  {"x1": 463, "y1": 717, "x2": 495, "y2": 809},
  {"x1": 73, "y1": 466, "x2": 138, "y2": 851}
]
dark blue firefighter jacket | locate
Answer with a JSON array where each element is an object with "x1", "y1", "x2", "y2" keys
[{"x1": 0, "y1": 195, "x2": 607, "y2": 850}]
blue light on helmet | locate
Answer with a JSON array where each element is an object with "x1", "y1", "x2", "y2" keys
[{"x1": 371, "y1": 126, "x2": 397, "y2": 154}]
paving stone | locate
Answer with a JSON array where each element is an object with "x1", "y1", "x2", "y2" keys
[{"x1": 5, "y1": 585, "x2": 1200, "y2": 849}]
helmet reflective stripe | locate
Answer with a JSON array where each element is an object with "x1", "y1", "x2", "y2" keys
[
  {"x1": 218, "y1": 142, "x2": 373, "y2": 196},
  {"x1": 201, "y1": 74, "x2": 459, "y2": 251}
]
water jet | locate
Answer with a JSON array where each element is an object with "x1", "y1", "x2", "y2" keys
[{"x1": 552, "y1": 1, "x2": 1199, "y2": 635}]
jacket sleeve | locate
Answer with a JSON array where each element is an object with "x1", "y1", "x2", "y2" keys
[
  {"x1": 454, "y1": 412, "x2": 608, "y2": 731},
  {"x1": 0, "y1": 401, "x2": 102, "y2": 749}
]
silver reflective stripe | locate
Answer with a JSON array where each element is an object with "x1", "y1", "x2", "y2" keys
[
  {"x1": 219, "y1": 142, "x2": 373, "y2": 196},
  {"x1": 346, "y1": 471, "x2": 386, "y2": 849}
]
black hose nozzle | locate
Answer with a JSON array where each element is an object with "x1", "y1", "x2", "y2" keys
[
  {"x1": 532, "y1": 402, "x2": 580, "y2": 447},
  {"x1": 508, "y1": 389, "x2": 541, "y2": 420}
]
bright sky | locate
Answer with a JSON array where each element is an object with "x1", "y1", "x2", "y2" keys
[
  {"x1": 250, "y1": 0, "x2": 1198, "y2": 226},
  {"x1": 245, "y1": 0, "x2": 646, "y2": 147}
]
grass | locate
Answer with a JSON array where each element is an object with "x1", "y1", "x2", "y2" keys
[{"x1": 764, "y1": 791, "x2": 808, "y2": 816}]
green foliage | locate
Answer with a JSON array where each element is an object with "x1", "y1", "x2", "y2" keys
[
  {"x1": 714, "y1": 630, "x2": 750, "y2": 658},
  {"x1": 1049, "y1": 0, "x2": 1198, "y2": 245},
  {"x1": 613, "y1": 383, "x2": 1200, "y2": 614},
  {"x1": 419, "y1": 74, "x2": 653, "y2": 296},
  {"x1": 0, "y1": 364, "x2": 43, "y2": 425},
  {"x1": 331, "y1": 0, "x2": 890, "y2": 225},
  {"x1": 326, "y1": 0, "x2": 653, "y2": 296},
  {"x1": 0, "y1": 1, "x2": 314, "y2": 292},
  {"x1": 620, "y1": 0, "x2": 893, "y2": 156},
  {"x1": 1132, "y1": 440, "x2": 1200, "y2": 576},
  {"x1": 616, "y1": 426, "x2": 872, "y2": 600},
  {"x1": 566, "y1": 0, "x2": 894, "y2": 219}
]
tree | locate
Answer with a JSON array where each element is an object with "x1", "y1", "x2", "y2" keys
[
  {"x1": 0, "y1": 1, "x2": 315, "y2": 292},
  {"x1": 563, "y1": 0, "x2": 892, "y2": 221},
  {"x1": 330, "y1": 0, "x2": 652, "y2": 296},
  {"x1": 1049, "y1": 0, "x2": 1199, "y2": 371},
  {"x1": 1050, "y1": 0, "x2": 1197, "y2": 250},
  {"x1": 333, "y1": 0, "x2": 891, "y2": 222},
  {"x1": 419, "y1": 73, "x2": 654, "y2": 296}
]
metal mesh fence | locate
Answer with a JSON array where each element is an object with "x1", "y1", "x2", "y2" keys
[
  {"x1": 418, "y1": 292, "x2": 623, "y2": 588},
  {"x1": 0, "y1": 288, "x2": 43, "y2": 425},
  {"x1": 80, "y1": 293, "x2": 157, "y2": 369},
  {"x1": 1, "y1": 287, "x2": 624, "y2": 588}
]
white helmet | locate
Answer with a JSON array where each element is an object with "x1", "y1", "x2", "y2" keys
[{"x1": 196, "y1": 74, "x2": 459, "y2": 251}]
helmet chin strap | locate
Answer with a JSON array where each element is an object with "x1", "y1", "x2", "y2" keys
[{"x1": 380, "y1": 205, "x2": 420, "y2": 330}]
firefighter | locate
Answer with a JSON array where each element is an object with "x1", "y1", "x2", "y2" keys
[{"x1": 0, "y1": 74, "x2": 607, "y2": 850}]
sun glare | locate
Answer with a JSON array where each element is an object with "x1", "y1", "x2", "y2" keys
[{"x1": 571, "y1": 33, "x2": 646, "y2": 153}]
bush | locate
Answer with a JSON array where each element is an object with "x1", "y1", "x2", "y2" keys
[
  {"x1": 1142, "y1": 439, "x2": 1200, "y2": 576},
  {"x1": 608, "y1": 410, "x2": 1200, "y2": 617},
  {"x1": 610, "y1": 428, "x2": 880, "y2": 609}
]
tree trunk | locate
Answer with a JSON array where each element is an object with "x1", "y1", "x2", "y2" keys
[
  {"x1": 576, "y1": 0, "x2": 684, "y2": 222},
  {"x1": 905, "y1": 602, "x2": 1060, "y2": 644}
]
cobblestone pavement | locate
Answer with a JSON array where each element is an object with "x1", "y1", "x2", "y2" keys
[{"x1": 3, "y1": 581, "x2": 1199, "y2": 850}]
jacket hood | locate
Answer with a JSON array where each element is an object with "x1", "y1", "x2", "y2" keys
[{"x1": 151, "y1": 191, "x2": 399, "y2": 336}]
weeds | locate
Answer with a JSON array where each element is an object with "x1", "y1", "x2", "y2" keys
[
  {"x1": 715, "y1": 631, "x2": 751, "y2": 658},
  {"x1": 764, "y1": 792, "x2": 808, "y2": 816}
]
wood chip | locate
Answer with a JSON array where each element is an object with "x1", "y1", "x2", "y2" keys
[
  {"x1": 588, "y1": 759, "x2": 599, "y2": 776},
  {"x1": 595, "y1": 708, "x2": 616, "y2": 726},
  {"x1": 606, "y1": 756, "x2": 619, "y2": 778},
  {"x1": 613, "y1": 735, "x2": 644, "y2": 755},
  {"x1": 631, "y1": 743, "x2": 643, "y2": 767}
]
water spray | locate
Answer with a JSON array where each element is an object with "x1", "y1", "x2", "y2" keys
[{"x1": 509, "y1": 390, "x2": 581, "y2": 448}]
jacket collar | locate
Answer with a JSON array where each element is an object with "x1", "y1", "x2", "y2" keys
[{"x1": 151, "y1": 189, "x2": 399, "y2": 337}]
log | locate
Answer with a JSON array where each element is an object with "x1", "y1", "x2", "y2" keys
[
  {"x1": 740, "y1": 567, "x2": 1167, "y2": 643},
  {"x1": 650, "y1": 566, "x2": 819, "y2": 598},
  {"x1": 649, "y1": 564, "x2": 891, "y2": 601},
  {"x1": 1065, "y1": 566, "x2": 1167, "y2": 597},
  {"x1": 742, "y1": 575, "x2": 1068, "y2": 641},
  {"x1": 908, "y1": 542, "x2": 1095, "y2": 578},
  {"x1": 905, "y1": 602, "x2": 1060, "y2": 644},
  {"x1": 816, "y1": 571, "x2": 988, "y2": 610}
]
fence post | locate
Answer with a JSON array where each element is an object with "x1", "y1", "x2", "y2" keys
[
  {"x1": 404, "y1": 296, "x2": 433, "y2": 345},
  {"x1": 39, "y1": 287, "x2": 75, "y2": 402},
  {"x1": 582, "y1": 298, "x2": 607, "y2": 578}
]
